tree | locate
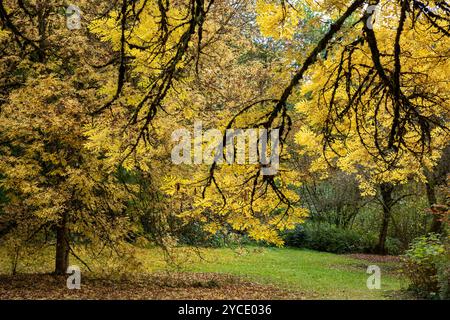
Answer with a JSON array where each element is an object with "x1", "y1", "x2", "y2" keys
[
  {"x1": 85, "y1": 0, "x2": 309, "y2": 245},
  {"x1": 424, "y1": 146, "x2": 450, "y2": 233},
  {"x1": 1, "y1": 0, "x2": 448, "y2": 264},
  {"x1": 0, "y1": 0, "x2": 136, "y2": 274},
  {"x1": 283, "y1": 0, "x2": 449, "y2": 253},
  {"x1": 82, "y1": 0, "x2": 450, "y2": 247}
]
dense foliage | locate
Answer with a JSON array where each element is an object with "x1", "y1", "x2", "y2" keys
[{"x1": 401, "y1": 234, "x2": 449, "y2": 299}]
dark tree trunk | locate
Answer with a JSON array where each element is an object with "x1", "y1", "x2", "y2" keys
[
  {"x1": 55, "y1": 212, "x2": 69, "y2": 275},
  {"x1": 375, "y1": 183, "x2": 394, "y2": 255},
  {"x1": 426, "y1": 182, "x2": 443, "y2": 234}
]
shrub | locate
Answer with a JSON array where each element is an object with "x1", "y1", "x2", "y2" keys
[
  {"x1": 176, "y1": 222, "x2": 256, "y2": 248},
  {"x1": 401, "y1": 233, "x2": 449, "y2": 299},
  {"x1": 283, "y1": 222, "x2": 385, "y2": 254},
  {"x1": 176, "y1": 222, "x2": 226, "y2": 247},
  {"x1": 385, "y1": 237, "x2": 403, "y2": 256},
  {"x1": 282, "y1": 224, "x2": 306, "y2": 248}
]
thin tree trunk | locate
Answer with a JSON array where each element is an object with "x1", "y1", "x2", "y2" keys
[
  {"x1": 55, "y1": 212, "x2": 69, "y2": 275},
  {"x1": 375, "y1": 183, "x2": 394, "y2": 255},
  {"x1": 426, "y1": 182, "x2": 443, "y2": 234}
]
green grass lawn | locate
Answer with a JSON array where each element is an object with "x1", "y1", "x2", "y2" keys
[
  {"x1": 140, "y1": 246, "x2": 407, "y2": 299},
  {"x1": 0, "y1": 245, "x2": 408, "y2": 299}
]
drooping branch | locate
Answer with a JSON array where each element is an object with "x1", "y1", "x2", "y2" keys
[
  {"x1": 316, "y1": 0, "x2": 449, "y2": 165},
  {"x1": 202, "y1": 0, "x2": 367, "y2": 214}
]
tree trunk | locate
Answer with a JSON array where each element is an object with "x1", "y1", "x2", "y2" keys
[
  {"x1": 375, "y1": 183, "x2": 394, "y2": 255},
  {"x1": 55, "y1": 212, "x2": 69, "y2": 275},
  {"x1": 426, "y1": 182, "x2": 443, "y2": 234}
]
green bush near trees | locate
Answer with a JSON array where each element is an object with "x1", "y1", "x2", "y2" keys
[
  {"x1": 401, "y1": 233, "x2": 449, "y2": 300},
  {"x1": 282, "y1": 222, "x2": 402, "y2": 254}
]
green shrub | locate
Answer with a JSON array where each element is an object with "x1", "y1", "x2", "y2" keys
[
  {"x1": 385, "y1": 237, "x2": 403, "y2": 256},
  {"x1": 176, "y1": 222, "x2": 256, "y2": 248},
  {"x1": 401, "y1": 233, "x2": 449, "y2": 299},
  {"x1": 282, "y1": 224, "x2": 306, "y2": 248},
  {"x1": 176, "y1": 222, "x2": 225, "y2": 247}
]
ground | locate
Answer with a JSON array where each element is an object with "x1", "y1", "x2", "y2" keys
[
  {"x1": 0, "y1": 273, "x2": 307, "y2": 300},
  {"x1": 0, "y1": 246, "x2": 410, "y2": 300}
]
